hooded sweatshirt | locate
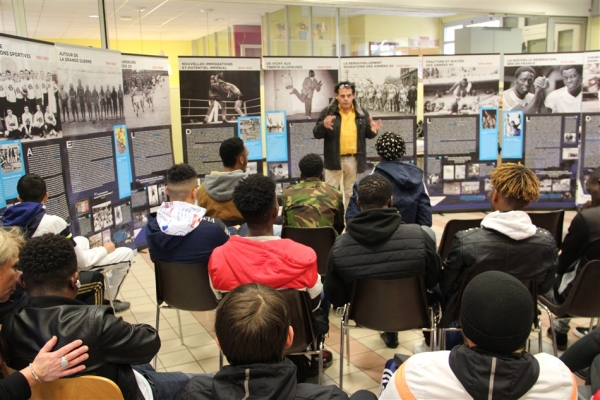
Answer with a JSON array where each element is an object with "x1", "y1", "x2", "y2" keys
[
  {"x1": 179, "y1": 358, "x2": 351, "y2": 400},
  {"x1": 208, "y1": 235, "x2": 321, "y2": 301},
  {"x1": 380, "y1": 345, "x2": 576, "y2": 399},
  {"x1": 346, "y1": 161, "x2": 432, "y2": 226},
  {"x1": 146, "y1": 201, "x2": 229, "y2": 264},
  {"x1": 440, "y1": 210, "x2": 558, "y2": 325},
  {"x1": 197, "y1": 170, "x2": 247, "y2": 221},
  {"x1": 324, "y1": 208, "x2": 441, "y2": 308}
]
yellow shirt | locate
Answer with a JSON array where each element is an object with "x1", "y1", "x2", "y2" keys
[{"x1": 339, "y1": 105, "x2": 357, "y2": 155}]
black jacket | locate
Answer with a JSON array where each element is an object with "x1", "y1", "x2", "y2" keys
[
  {"x1": 313, "y1": 99, "x2": 377, "y2": 173},
  {"x1": 178, "y1": 358, "x2": 350, "y2": 400},
  {"x1": 324, "y1": 208, "x2": 441, "y2": 308},
  {"x1": 1, "y1": 296, "x2": 160, "y2": 400},
  {"x1": 440, "y1": 223, "x2": 557, "y2": 325}
]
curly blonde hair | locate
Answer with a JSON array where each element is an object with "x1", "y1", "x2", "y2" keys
[{"x1": 491, "y1": 163, "x2": 539, "y2": 207}]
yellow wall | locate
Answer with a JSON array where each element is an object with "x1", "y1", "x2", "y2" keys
[
  {"x1": 588, "y1": 16, "x2": 600, "y2": 50},
  {"x1": 42, "y1": 38, "x2": 192, "y2": 163}
]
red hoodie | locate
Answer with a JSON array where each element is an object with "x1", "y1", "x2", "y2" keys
[{"x1": 208, "y1": 236, "x2": 321, "y2": 299}]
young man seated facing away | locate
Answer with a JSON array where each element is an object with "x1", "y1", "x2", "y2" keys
[
  {"x1": 179, "y1": 283, "x2": 377, "y2": 400},
  {"x1": 208, "y1": 174, "x2": 330, "y2": 375},
  {"x1": 379, "y1": 271, "x2": 576, "y2": 399}
]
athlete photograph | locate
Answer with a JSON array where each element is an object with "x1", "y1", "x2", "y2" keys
[{"x1": 122, "y1": 68, "x2": 170, "y2": 128}]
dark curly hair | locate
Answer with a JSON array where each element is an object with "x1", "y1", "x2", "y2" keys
[
  {"x1": 17, "y1": 174, "x2": 46, "y2": 202},
  {"x1": 232, "y1": 175, "x2": 276, "y2": 225},
  {"x1": 298, "y1": 153, "x2": 323, "y2": 179},
  {"x1": 167, "y1": 163, "x2": 197, "y2": 200},
  {"x1": 19, "y1": 233, "x2": 77, "y2": 293},
  {"x1": 358, "y1": 174, "x2": 392, "y2": 210},
  {"x1": 220, "y1": 137, "x2": 245, "y2": 168}
]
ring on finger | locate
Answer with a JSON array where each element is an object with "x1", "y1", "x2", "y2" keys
[{"x1": 60, "y1": 356, "x2": 69, "y2": 368}]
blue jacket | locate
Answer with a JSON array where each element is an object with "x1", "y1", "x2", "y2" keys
[
  {"x1": 346, "y1": 161, "x2": 432, "y2": 226},
  {"x1": 146, "y1": 212, "x2": 229, "y2": 265}
]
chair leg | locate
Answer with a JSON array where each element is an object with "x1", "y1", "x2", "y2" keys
[
  {"x1": 537, "y1": 314, "x2": 543, "y2": 354},
  {"x1": 103, "y1": 272, "x2": 114, "y2": 310},
  {"x1": 339, "y1": 323, "x2": 345, "y2": 390},
  {"x1": 318, "y1": 341, "x2": 323, "y2": 386},
  {"x1": 177, "y1": 309, "x2": 184, "y2": 346},
  {"x1": 537, "y1": 302, "x2": 557, "y2": 356},
  {"x1": 154, "y1": 305, "x2": 160, "y2": 369},
  {"x1": 345, "y1": 326, "x2": 351, "y2": 366}
]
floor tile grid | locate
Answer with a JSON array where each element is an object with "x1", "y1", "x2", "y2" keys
[{"x1": 120, "y1": 210, "x2": 584, "y2": 394}]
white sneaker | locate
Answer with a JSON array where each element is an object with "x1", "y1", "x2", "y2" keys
[{"x1": 413, "y1": 340, "x2": 431, "y2": 354}]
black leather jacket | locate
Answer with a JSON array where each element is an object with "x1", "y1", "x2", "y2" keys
[
  {"x1": 1, "y1": 296, "x2": 160, "y2": 400},
  {"x1": 313, "y1": 99, "x2": 377, "y2": 173}
]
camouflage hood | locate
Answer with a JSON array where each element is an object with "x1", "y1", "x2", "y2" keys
[{"x1": 203, "y1": 170, "x2": 247, "y2": 202}]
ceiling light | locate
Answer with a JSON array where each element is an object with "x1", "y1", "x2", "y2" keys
[
  {"x1": 89, "y1": 15, "x2": 99, "y2": 18},
  {"x1": 120, "y1": 16, "x2": 132, "y2": 20},
  {"x1": 214, "y1": 18, "x2": 225, "y2": 22}
]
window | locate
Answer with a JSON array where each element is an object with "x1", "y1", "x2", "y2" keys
[{"x1": 443, "y1": 17, "x2": 501, "y2": 54}]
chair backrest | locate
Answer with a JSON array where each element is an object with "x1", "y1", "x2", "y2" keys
[
  {"x1": 281, "y1": 226, "x2": 337, "y2": 275},
  {"x1": 561, "y1": 260, "x2": 600, "y2": 317},
  {"x1": 154, "y1": 261, "x2": 218, "y2": 311},
  {"x1": 279, "y1": 289, "x2": 317, "y2": 354},
  {"x1": 583, "y1": 238, "x2": 600, "y2": 262},
  {"x1": 30, "y1": 375, "x2": 124, "y2": 400},
  {"x1": 438, "y1": 219, "x2": 483, "y2": 261},
  {"x1": 348, "y1": 277, "x2": 429, "y2": 332},
  {"x1": 527, "y1": 210, "x2": 564, "y2": 248}
]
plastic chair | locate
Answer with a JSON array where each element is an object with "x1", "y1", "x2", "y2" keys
[
  {"x1": 338, "y1": 277, "x2": 437, "y2": 390},
  {"x1": 527, "y1": 209, "x2": 565, "y2": 248},
  {"x1": 154, "y1": 260, "x2": 221, "y2": 368},
  {"x1": 29, "y1": 375, "x2": 124, "y2": 400},
  {"x1": 281, "y1": 226, "x2": 337, "y2": 275},
  {"x1": 538, "y1": 260, "x2": 600, "y2": 356},
  {"x1": 437, "y1": 218, "x2": 482, "y2": 261},
  {"x1": 279, "y1": 289, "x2": 325, "y2": 385}
]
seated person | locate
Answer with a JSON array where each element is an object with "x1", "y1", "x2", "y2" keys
[
  {"x1": 380, "y1": 271, "x2": 576, "y2": 399},
  {"x1": 325, "y1": 174, "x2": 440, "y2": 348},
  {"x1": 346, "y1": 132, "x2": 432, "y2": 227},
  {"x1": 146, "y1": 163, "x2": 230, "y2": 264},
  {"x1": 3, "y1": 174, "x2": 133, "y2": 312},
  {"x1": 546, "y1": 167, "x2": 600, "y2": 349},
  {"x1": 179, "y1": 283, "x2": 376, "y2": 400},
  {"x1": 439, "y1": 163, "x2": 557, "y2": 329},
  {"x1": 208, "y1": 175, "x2": 329, "y2": 369},
  {"x1": 560, "y1": 326, "x2": 600, "y2": 398},
  {"x1": 197, "y1": 137, "x2": 248, "y2": 221},
  {"x1": 1, "y1": 233, "x2": 195, "y2": 400},
  {"x1": 282, "y1": 153, "x2": 344, "y2": 234}
]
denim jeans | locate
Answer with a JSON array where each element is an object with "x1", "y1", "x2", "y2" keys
[{"x1": 133, "y1": 363, "x2": 206, "y2": 400}]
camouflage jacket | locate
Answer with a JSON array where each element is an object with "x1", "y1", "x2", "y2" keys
[{"x1": 282, "y1": 178, "x2": 344, "y2": 234}]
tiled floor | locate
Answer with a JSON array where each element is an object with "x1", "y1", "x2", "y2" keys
[{"x1": 119, "y1": 210, "x2": 588, "y2": 396}]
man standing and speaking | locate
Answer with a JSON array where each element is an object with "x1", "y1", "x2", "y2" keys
[{"x1": 313, "y1": 81, "x2": 382, "y2": 207}]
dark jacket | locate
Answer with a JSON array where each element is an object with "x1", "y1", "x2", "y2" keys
[
  {"x1": 178, "y1": 358, "x2": 351, "y2": 400},
  {"x1": 1, "y1": 296, "x2": 160, "y2": 400},
  {"x1": 313, "y1": 99, "x2": 377, "y2": 173},
  {"x1": 0, "y1": 373, "x2": 30, "y2": 400},
  {"x1": 555, "y1": 205, "x2": 600, "y2": 299},
  {"x1": 146, "y1": 211, "x2": 229, "y2": 264},
  {"x1": 346, "y1": 161, "x2": 432, "y2": 226},
  {"x1": 440, "y1": 212, "x2": 557, "y2": 325},
  {"x1": 324, "y1": 208, "x2": 441, "y2": 308}
]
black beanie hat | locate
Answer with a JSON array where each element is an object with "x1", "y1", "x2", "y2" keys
[{"x1": 460, "y1": 271, "x2": 533, "y2": 354}]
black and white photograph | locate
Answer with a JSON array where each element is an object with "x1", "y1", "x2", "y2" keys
[
  {"x1": 540, "y1": 178, "x2": 552, "y2": 192},
  {"x1": 239, "y1": 117, "x2": 260, "y2": 141},
  {"x1": 246, "y1": 162, "x2": 258, "y2": 175},
  {"x1": 455, "y1": 165, "x2": 466, "y2": 180},
  {"x1": 263, "y1": 57, "x2": 338, "y2": 121},
  {"x1": 461, "y1": 181, "x2": 480, "y2": 194},
  {"x1": 504, "y1": 112, "x2": 522, "y2": 137},
  {"x1": 147, "y1": 184, "x2": 159, "y2": 206},
  {"x1": 131, "y1": 187, "x2": 148, "y2": 208},
  {"x1": 340, "y1": 57, "x2": 418, "y2": 117},
  {"x1": 443, "y1": 165, "x2": 454, "y2": 181},
  {"x1": 122, "y1": 54, "x2": 171, "y2": 128},
  {"x1": 552, "y1": 178, "x2": 571, "y2": 192},
  {"x1": 427, "y1": 173, "x2": 441, "y2": 185},
  {"x1": 56, "y1": 44, "x2": 125, "y2": 136},
  {"x1": 0, "y1": 143, "x2": 22, "y2": 173},
  {"x1": 266, "y1": 111, "x2": 285, "y2": 133},
  {"x1": 114, "y1": 205, "x2": 123, "y2": 226},
  {"x1": 132, "y1": 209, "x2": 147, "y2": 229},
  {"x1": 443, "y1": 181, "x2": 461, "y2": 195},
  {"x1": 158, "y1": 183, "x2": 167, "y2": 204},
  {"x1": 423, "y1": 55, "x2": 500, "y2": 115},
  {"x1": 502, "y1": 53, "x2": 584, "y2": 114},
  {"x1": 583, "y1": 52, "x2": 600, "y2": 113},
  {"x1": 0, "y1": 35, "x2": 61, "y2": 142},
  {"x1": 88, "y1": 232, "x2": 102, "y2": 249},
  {"x1": 268, "y1": 162, "x2": 289, "y2": 180},
  {"x1": 92, "y1": 200, "x2": 113, "y2": 231},
  {"x1": 562, "y1": 147, "x2": 579, "y2": 160},
  {"x1": 468, "y1": 163, "x2": 480, "y2": 177},
  {"x1": 179, "y1": 57, "x2": 260, "y2": 125},
  {"x1": 564, "y1": 132, "x2": 577, "y2": 143}
]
